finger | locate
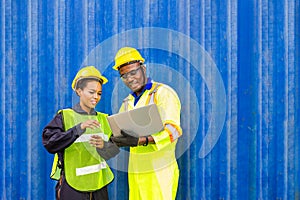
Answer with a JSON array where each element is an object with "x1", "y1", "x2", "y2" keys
[
  {"x1": 84, "y1": 120, "x2": 101, "y2": 128},
  {"x1": 87, "y1": 123, "x2": 101, "y2": 130},
  {"x1": 89, "y1": 139, "x2": 97, "y2": 144},
  {"x1": 98, "y1": 139, "x2": 104, "y2": 145},
  {"x1": 89, "y1": 140, "x2": 103, "y2": 148},
  {"x1": 96, "y1": 142, "x2": 104, "y2": 148},
  {"x1": 91, "y1": 135, "x2": 102, "y2": 140},
  {"x1": 89, "y1": 137, "x2": 103, "y2": 144},
  {"x1": 88, "y1": 120, "x2": 100, "y2": 128},
  {"x1": 91, "y1": 120, "x2": 101, "y2": 127}
]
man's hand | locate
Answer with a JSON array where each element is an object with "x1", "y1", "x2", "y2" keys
[{"x1": 111, "y1": 130, "x2": 139, "y2": 147}]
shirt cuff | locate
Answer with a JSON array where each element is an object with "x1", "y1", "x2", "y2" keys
[
  {"x1": 151, "y1": 130, "x2": 171, "y2": 151},
  {"x1": 74, "y1": 123, "x2": 85, "y2": 137}
]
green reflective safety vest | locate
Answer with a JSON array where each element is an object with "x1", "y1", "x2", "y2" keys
[{"x1": 50, "y1": 109, "x2": 114, "y2": 192}]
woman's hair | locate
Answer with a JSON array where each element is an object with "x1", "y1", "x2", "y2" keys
[{"x1": 75, "y1": 78, "x2": 103, "y2": 90}]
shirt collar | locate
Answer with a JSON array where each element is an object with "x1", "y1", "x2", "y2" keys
[{"x1": 131, "y1": 78, "x2": 153, "y2": 98}]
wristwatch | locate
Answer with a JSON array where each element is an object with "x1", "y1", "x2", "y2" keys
[{"x1": 143, "y1": 136, "x2": 148, "y2": 146}]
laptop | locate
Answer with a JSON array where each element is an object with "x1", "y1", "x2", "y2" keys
[{"x1": 107, "y1": 104, "x2": 164, "y2": 137}]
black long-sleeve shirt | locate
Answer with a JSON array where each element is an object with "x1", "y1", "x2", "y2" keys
[
  {"x1": 42, "y1": 103, "x2": 99, "y2": 170},
  {"x1": 42, "y1": 103, "x2": 93, "y2": 154}
]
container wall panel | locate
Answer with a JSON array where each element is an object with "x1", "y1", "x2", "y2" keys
[{"x1": 0, "y1": 0, "x2": 299, "y2": 199}]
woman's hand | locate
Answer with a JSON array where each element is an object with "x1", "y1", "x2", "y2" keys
[
  {"x1": 89, "y1": 135, "x2": 104, "y2": 148},
  {"x1": 80, "y1": 119, "x2": 101, "y2": 130}
]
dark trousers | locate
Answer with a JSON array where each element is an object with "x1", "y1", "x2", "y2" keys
[{"x1": 56, "y1": 175, "x2": 109, "y2": 200}]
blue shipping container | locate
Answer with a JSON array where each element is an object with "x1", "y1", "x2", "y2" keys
[{"x1": 0, "y1": 0, "x2": 299, "y2": 199}]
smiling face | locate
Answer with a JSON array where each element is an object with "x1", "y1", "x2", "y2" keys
[
  {"x1": 76, "y1": 80, "x2": 102, "y2": 114},
  {"x1": 119, "y1": 62, "x2": 147, "y2": 96}
]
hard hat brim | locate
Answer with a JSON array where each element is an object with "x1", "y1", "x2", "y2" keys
[
  {"x1": 72, "y1": 75, "x2": 108, "y2": 91},
  {"x1": 112, "y1": 59, "x2": 145, "y2": 71}
]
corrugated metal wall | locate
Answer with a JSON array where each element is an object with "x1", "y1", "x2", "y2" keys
[{"x1": 1, "y1": 0, "x2": 299, "y2": 199}]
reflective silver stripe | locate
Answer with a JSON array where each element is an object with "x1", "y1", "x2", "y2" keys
[
  {"x1": 149, "y1": 93, "x2": 155, "y2": 104},
  {"x1": 76, "y1": 162, "x2": 107, "y2": 176},
  {"x1": 74, "y1": 133, "x2": 109, "y2": 143},
  {"x1": 123, "y1": 97, "x2": 129, "y2": 112},
  {"x1": 166, "y1": 124, "x2": 180, "y2": 140},
  {"x1": 148, "y1": 84, "x2": 161, "y2": 104}
]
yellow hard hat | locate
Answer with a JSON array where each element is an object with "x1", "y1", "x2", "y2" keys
[
  {"x1": 71, "y1": 66, "x2": 108, "y2": 90},
  {"x1": 112, "y1": 47, "x2": 145, "y2": 70}
]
